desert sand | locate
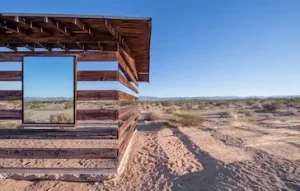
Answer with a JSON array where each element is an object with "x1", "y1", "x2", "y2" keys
[{"x1": 0, "y1": 99, "x2": 299, "y2": 190}]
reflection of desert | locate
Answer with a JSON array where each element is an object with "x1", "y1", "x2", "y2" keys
[{"x1": 0, "y1": 99, "x2": 299, "y2": 190}]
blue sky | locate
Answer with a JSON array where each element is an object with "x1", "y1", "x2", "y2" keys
[{"x1": 1, "y1": 0, "x2": 300, "y2": 97}]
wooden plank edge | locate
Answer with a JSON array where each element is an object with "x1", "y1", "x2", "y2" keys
[
  {"x1": 0, "y1": 148, "x2": 117, "y2": 159},
  {"x1": 118, "y1": 114, "x2": 138, "y2": 139},
  {"x1": 118, "y1": 121, "x2": 137, "y2": 161},
  {"x1": 0, "y1": 90, "x2": 22, "y2": 100}
]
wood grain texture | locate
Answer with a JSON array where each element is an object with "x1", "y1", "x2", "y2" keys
[
  {"x1": 0, "y1": 148, "x2": 117, "y2": 159},
  {"x1": 118, "y1": 114, "x2": 138, "y2": 139},
  {"x1": 77, "y1": 90, "x2": 118, "y2": 101},
  {"x1": 0, "y1": 71, "x2": 22, "y2": 81},
  {"x1": 118, "y1": 73, "x2": 138, "y2": 94},
  {"x1": 77, "y1": 109, "x2": 118, "y2": 120},
  {"x1": 77, "y1": 71, "x2": 118, "y2": 81},
  {"x1": 0, "y1": 90, "x2": 22, "y2": 100},
  {"x1": 0, "y1": 128, "x2": 117, "y2": 139},
  {"x1": 77, "y1": 90, "x2": 138, "y2": 101},
  {"x1": 118, "y1": 52, "x2": 138, "y2": 86},
  {"x1": 119, "y1": 106, "x2": 139, "y2": 119},
  {"x1": 0, "y1": 110, "x2": 22, "y2": 120},
  {"x1": 119, "y1": 47, "x2": 138, "y2": 79},
  {"x1": 118, "y1": 91, "x2": 138, "y2": 101},
  {"x1": 118, "y1": 121, "x2": 137, "y2": 160}
]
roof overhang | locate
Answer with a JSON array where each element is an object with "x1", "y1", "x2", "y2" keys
[{"x1": 0, "y1": 13, "x2": 152, "y2": 82}]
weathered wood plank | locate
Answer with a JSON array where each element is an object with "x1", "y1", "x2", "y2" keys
[
  {"x1": 77, "y1": 71, "x2": 118, "y2": 81},
  {"x1": 119, "y1": 47, "x2": 138, "y2": 79},
  {"x1": 118, "y1": 114, "x2": 138, "y2": 139},
  {"x1": 0, "y1": 51, "x2": 118, "y2": 62},
  {"x1": 119, "y1": 106, "x2": 139, "y2": 119},
  {"x1": 77, "y1": 109, "x2": 118, "y2": 120},
  {"x1": 0, "y1": 90, "x2": 22, "y2": 100},
  {"x1": 118, "y1": 73, "x2": 138, "y2": 94},
  {"x1": 0, "y1": 148, "x2": 117, "y2": 159},
  {"x1": 0, "y1": 71, "x2": 22, "y2": 81},
  {"x1": 0, "y1": 110, "x2": 22, "y2": 120},
  {"x1": 118, "y1": 121, "x2": 137, "y2": 160},
  {"x1": 118, "y1": 91, "x2": 138, "y2": 101},
  {"x1": 77, "y1": 90, "x2": 117, "y2": 101},
  {"x1": 0, "y1": 128, "x2": 117, "y2": 139},
  {"x1": 118, "y1": 52, "x2": 138, "y2": 86}
]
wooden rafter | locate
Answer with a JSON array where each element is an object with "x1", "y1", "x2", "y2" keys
[
  {"x1": 56, "y1": 43, "x2": 69, "y2": 51},
  {"x1": 24, "y1": 44, "x2": 34, "y2": 52},
  {"x1": 44, "y1": 17, "x2": 70, "y2": 36},
  {"x1": 6, "y1": 44, "x2": 17, "y2": 52},
  {"x1": 0, "y1": 19, "x2": 22, "y2": 34},
  {"x1": 104, "y1": 19, "x2": 133, "y2": 57},
  {"x1": 73, "y1": 18, "x2": 94, "y2": 36},
  {"x1": 13, "y1": 16, "x2": 50, "y2": 35}
]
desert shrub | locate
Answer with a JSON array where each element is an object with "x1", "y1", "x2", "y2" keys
[
  {"x1": 165, "y1": 106, "x2": 178, "y2": 114},
  {"x1": 160, "y1": 101, "x2": 173, "y2": 107},
  {"x1": 242, "y1": 110, "x2": 257, "y2": 118},
  {"x1": 263, "y1": 102, "x2": 283, "y2": 112},
  {"x1": 50, "y1": 114, "x2": 73, "y2": 123},
  {"x1": 26, "y1": 101, "x2": 44, "y2": 109},
  {"x1": 252, "y1": 102, "x2": 263, "y2": 110},
  {"x1": 64, "y1": 102, "x2": 73, "y2": 109},
  {"x1": 144, "y1": 110, "x2": 164, "y2": 121},
  {"x1": 219, "y1": 109, "x2": 238, "y2": 119},
  {"x1": 170, "y1": 112, "x2": 204, "y2": 127},
  {"x1": 286, "y1": 108, "x2": 298, "y2": 115}
]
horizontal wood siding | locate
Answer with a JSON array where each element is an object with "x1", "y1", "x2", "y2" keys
[
  {"x1": 0, "y1": 90, "x2": 22, "y2": 100},
  {"x1": 118, "y1": 114, "x2": 138, "y2": 139},
  {"x1": 118, "y1": 74, "x2": 138, "y2": 94},
  {"x1": 0, "y1": 148, "x2": 117, "y2": 159},
  {"x1": 119, "y1": 106, "x2": 139, "y2": 119},
  {"x1": 77, "y1": 109, "x2": 118, "y2": 120},
  {"x1": 0, "y1": 129, "x2": 117, "y2": 139},
  {"x1": 118, "y1": 122, "x2": 137, "y2": 160},
  {"x1": 118, "y1": 52, "x2": 138, "y2": 86},
  {"x1": 77, "y1": 71, "x2": 118, "y2": 81},
  {"x1": 118, "y1": 91, "x2": 138, "y2": 101},
  {"x1": 0, "y1": 110, "x2": 22, "y2": 120},
  {"x1": 0, "y1": 71, "x2": 22, "y2": 81},
  {"x1": 77, "y1": 90, "x2": 117, "y2": 101},
  {"x1": 119, "y1": 47, "x2": 138, "y2": 79}
]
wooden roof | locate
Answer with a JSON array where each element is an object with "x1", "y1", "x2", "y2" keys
[{"x1": 0, "y1": 13, "x2": 152, "y2": 82}]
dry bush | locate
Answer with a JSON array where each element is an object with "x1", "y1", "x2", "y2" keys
[
  {"x1": 169, "y1": 112, "x2": 204, "y2": 127},
  {"x1": 160, "y1": 101, "x2": 173, "y2": 107},
  {"x1": 252, "y1": 102, "x2": 263, "y2": 110},
  {"x1": 64, "y1": 102, "x2": 73, "y2": 109},
  {"x1": 241, "y1": 109, "x2": 257, "y2": 118},
  {"x1": 165, "y1": 106, "x2": 178, "y2": 114},
  {"x1": 263, "y1": 102, "x2": 283, "y2": 112},
  {"x1": 220, "y1": 109, "x2": 238, "y2": 119},
  {"x1": 50, "y1": 114, "x2": 73, "y2": 123},
  {"x1": 144, "y1": 110, "x2": 164, "y2": 121},
  {"x1": 286, "y1": 108, "x2": 298, "y2": 115}
]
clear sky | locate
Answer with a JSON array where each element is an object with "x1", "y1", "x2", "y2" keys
[{"x1": 1, "y1": 0, "x2": 300, "y2": 97}]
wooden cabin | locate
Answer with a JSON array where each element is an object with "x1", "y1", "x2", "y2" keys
[{"x1": 0, "y1": 13, "x2": 151, "y2": 181}]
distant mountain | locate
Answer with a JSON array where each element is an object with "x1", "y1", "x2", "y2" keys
[
  {"x1": 24, "y1": 97, "x2": 73, "y2": 101},
  {"x1": 139, "y1": 95, "x2": 300, "y2": 101}
]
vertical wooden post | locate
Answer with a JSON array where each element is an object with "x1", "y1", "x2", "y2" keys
[
  {"x1": 74, "y1": 56, "x2": 78, "y2": 125},
  {"x1": 21, "y1": 57, "x2": 24, "y2": 124}
]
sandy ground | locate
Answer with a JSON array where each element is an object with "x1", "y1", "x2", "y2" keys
[{"x1": 0, "y1": 102, "x2": 299, "y2": 190}]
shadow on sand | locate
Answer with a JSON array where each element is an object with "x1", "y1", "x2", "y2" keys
[{"x1": 137, "y1": 122, "x2": 300, "y2": 191}]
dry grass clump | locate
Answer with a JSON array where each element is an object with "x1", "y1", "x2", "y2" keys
[
  {"x1": 252, "y1": 102, "x2": 263, "y2": 110},
  {"x1": 144, "y1": 109, "x2": 164, "y2": 121},
  {"x1": 64, "y1": 102, "x2": 73, "y2": 109},
  {"x1": 165, "y1": 106, "x2": 178, "y2": 114},
  {"x1": 169, "y1": 112, "x2": 204, "y2": 127},
  {"x1": 263, "y1": 102, "x2": 283, "y2": 112},
  {"x1": 50, "y1": 114, "x2": 73, "y2": 123},
  {"x1": 286, "y1": 108, "x2": 298, "y2": 115}
]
